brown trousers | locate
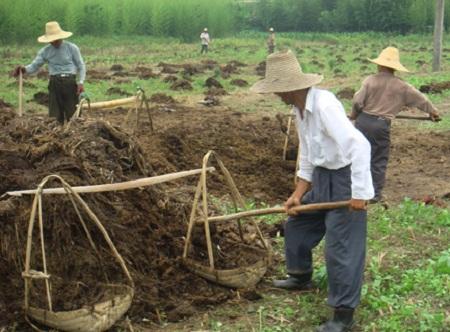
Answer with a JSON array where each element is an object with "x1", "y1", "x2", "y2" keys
[{"x1": 48, "y1": 75, "x2": 77, "y2": 124}]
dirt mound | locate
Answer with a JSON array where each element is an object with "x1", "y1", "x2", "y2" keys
[
  {"x1": 170, "y1": 79, "x2": 193, "y2": 91},
  {"x1": 150, "y1": 93, "x2": 176, "y2": 104},
  {"x1": 386, "y1": 126, "x2": 450, "y2": 200},
  {"x1": 114, "y1": 78, "x2": 132, "y2": 84},
  {"x1": 87, "y1": 69, "x2": 110, "y2": 81},
  {"x1": 337, "y1": 87, "x2": 355, "y2": 100},
  {"x1": 163, "y1": 75, "x2": 179, "y2": 83},
  {"x1": 0, "y1": 111, "x2": 265, "y2": 329},
  {"x1": 158, "y1": 62, "x2": 182, "y2": 74},
  {"x1": 201, "y1": 59, "x2": 218, "y2": 70},
  {"x1": 205, "y1": 77, "x2": 223, "y2": 88},
  {"x1": 200, "y1": 95, "x2": 221, "y2": 107},
  {"x1": 0, "y1": 98, "x2": 13, "y2": 109},
  {"x1": 230, "y1": 79, "x2": 249, "y2": 87},
  {"x1": 220, "y1": 63, "x2": 240, "y2": 78},
  {"x1": 135, "y1": 66, "x2": 158, "y2": 79},
  {"x1": 256, "y1": 61, "x2": 266, "y2": 76},
  {"x1": 419, "y1": 81, "x2": 450, "y2": 94},
  {"x1": 228, "y1": 60, "x2": 247, "y2": 67},
  {"x1": 205, "y1": 87, "x2": 228, "y2": 96},
  {"x1": 110, "y1": 64, "x2": 125, "y2": 71},
  {"x1": 133, "y1": 106, "x2": 296, "y2": 203},
  {"x1": 32, "y1": 91, "x2": 49, "y2": 105},
  {"x1": 106, "y1": 87, "x2": 132, "y2": 96},
  {"x1": 182, "y1": 64, "x2": 204, "y2": 78},
  {"x1": 111, "y1": 71, "x2": 130, "y2": 77}
]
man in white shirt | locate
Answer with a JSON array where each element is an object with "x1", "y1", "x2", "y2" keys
[
  {"x1": 251, "y1": 50, "x2": 374, "y2": 332},
  {"x1": 200, "y1": 28, "x2": 210, "y2": 54}
]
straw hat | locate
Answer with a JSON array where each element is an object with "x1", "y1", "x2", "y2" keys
[
  {"x1": 37, "y1": 21, "x2": 72, "y2": 43},
  {"x1": 251, "y1": 50, "x2": 323, "y2": 93},
  {"x1": 368, "y1": 47, "x2": 409, "y2": 72}
]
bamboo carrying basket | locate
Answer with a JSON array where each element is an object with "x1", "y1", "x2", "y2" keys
[
  {"x1": 183, "y1": 151, "x2": 272, "y2": 289},
  {"x1": 74, "y1": 88, "x2": 154, "y2": 133},
  {"x1": 23, "y1": 175, "x2": 134, "y2": 332}
]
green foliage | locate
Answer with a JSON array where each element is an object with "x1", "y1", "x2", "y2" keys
[
  {"x1": 1, "y1": 0, "x2": 449, "y2": 43},
  {"x1": 0, "y1": 0, "x2": 237, "y2": 43}
]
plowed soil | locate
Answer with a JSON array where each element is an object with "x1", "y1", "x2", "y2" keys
[{"x1": 0, "y1": 93, "x2": 449, "y2": 331}]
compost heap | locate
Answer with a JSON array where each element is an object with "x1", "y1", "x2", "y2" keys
[{"x1": 0, "y1": 106, "x2": 266, "y2": 328}]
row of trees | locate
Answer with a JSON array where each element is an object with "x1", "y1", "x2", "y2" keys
[
  {"x1": 0, "y1": 0, "x2": 447, "y2": 43},
  {"x1": 244, "y1": 0, "x2": 449, "y2": 33}
]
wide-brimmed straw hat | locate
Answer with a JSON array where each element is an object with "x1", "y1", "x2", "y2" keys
[
  {"x1": 368, "y1": 47, "x2": 409, "y2": 72},
  {"x1": 37, "y1": 21, "x2": 72, "y2": 43},
  {"x1": 251, "y1": 50, "x2": 323, "y2": 94}
]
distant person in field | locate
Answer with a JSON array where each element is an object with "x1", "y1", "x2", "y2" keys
[
  {"x1": 350, "y1": 46, "x2": 440, "y2": 202},
  {"x1": 13, "y1": 21, "x2": 85, "y2": 125},
  {"x1": 251, "y1": 50, "x2": 374, "y2": 332},
  {"x1": 200, "y1": 28, "x2": 210, "y2": 54},
  {"x1": 267, "y1": 27, "x2": 276, "y2": 54}
]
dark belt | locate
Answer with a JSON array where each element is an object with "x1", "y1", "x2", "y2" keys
[
  {"x1": 50, "y1": 73, "x2": 76, "y2": 79},
  {"x1": 360, "y1": 112, "x2": 391, "y2": 125}
]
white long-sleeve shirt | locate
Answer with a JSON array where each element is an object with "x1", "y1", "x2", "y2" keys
[
  {"x1": 295, "y1": 87, "x2": 374, "y2": 200},
  {"x1": 200, "y1": 32, "x2": 210, "y2": 45}
]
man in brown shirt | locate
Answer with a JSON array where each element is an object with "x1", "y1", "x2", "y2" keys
[{"x1": 350, "y1": 47, "x2": 440, "y2": 202}]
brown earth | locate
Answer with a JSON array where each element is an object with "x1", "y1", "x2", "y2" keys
[
  {"x1": 419, "y1": 81, "x2": 450, "y2": 94},
  {"x1": 0, "y1": 106, "x2": 269, "y2": 330},
  {"x1": 205, "y1": 77, "x2": 223, "y2": 88},
  {"x1": 106, "y1": 87, "x2": 132, "y2": 96},
  {"x1": 32, "y1": 91, "x2": 49, "y2": 106},
  {"x1": 149, "y1": 93, "x2": 177, "y2": 104},
  {"x1": 0, "y1": 91, "x2": 449, "y2": 330},
  {"x1": 337, "y1": 87, "x2": 356, "y2": 100},
  {"x1": 170, "y1": 79, "x2": 193, "y2": 91},
  {"x1": 230, "y1": 79, "x2": 249, "y2": 87}
]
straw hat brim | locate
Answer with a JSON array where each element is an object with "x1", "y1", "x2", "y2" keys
[
  {"x1": 368, "y1": 57, "x2": 409, "y2": 72},
  {"x1": 250, "y1": 74, "x2": 323, "y2": 93},
  {"x1": 38, "y1": 31, "x2": 72, "y2": 43}
]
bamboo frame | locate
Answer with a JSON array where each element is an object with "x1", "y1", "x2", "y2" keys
[
  {"x1": 282, "y1": 114, "x2": 292, "y2": 161},
  {"x1": 23, "y1": 175, "x2": 134, "y2": 317},
  {"x1": 183, "y1": 151, "x2": 270, "y2": 287},
  {"x1": 6, "y1": 167, "x2": 214, "y2": 197},
  {"x1": 18, "y1": 71, "x2": 23, "y2": 117}
]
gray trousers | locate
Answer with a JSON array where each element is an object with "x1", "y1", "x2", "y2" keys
[
  {"x1": 355, "y1": 112, "x2": 391, "y2": 199},
  {"x1": 48, "y1": 75, "x2": 78, "y2": 124},
  {"x1": 285, "y1": 166, "x2": 367, "y2": 308}
]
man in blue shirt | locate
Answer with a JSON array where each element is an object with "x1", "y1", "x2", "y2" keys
[{"x1": 13, "y1": 21, "x2": 86, "y2": 124}]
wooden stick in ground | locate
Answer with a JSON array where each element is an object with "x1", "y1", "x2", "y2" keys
[
  {"x1": 396, "y1": 115, "x2": 440, "y2": 122},
  {"x1": 203, "y1": 201, "x2": 351, "y2": 224},
  {"x1": 5, "y1": 167, "x2": 215, "y2": 196},
  {"x1": 282, "y1": 115, "x2": 292, "y2": 160},
  {"x1": 18, "y1": 70, "x2": 23, "y2": 117}
]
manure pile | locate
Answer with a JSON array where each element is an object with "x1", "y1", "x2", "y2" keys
[{"x1": 0, "y1": 104, "x2": 265, "y2": 329}]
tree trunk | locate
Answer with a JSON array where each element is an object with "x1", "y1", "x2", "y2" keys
[{"x1": 432, "y1": 0, "x2": 445, "y2": 72}]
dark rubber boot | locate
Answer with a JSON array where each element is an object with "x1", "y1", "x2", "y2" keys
[
  {"x1": 273, "y1": 273, "x2": 313, "y2": 291},
  {"x1": 316, "y1": 307, "x2": 354, "y2": 332}
]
